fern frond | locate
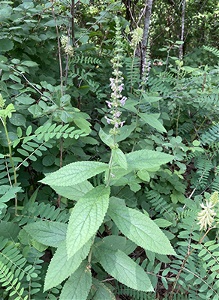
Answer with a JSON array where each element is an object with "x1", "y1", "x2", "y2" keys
[
  {"x1": 178, "y1": 121, "x2": 194, "y2": 136},
  {"x1": 146, "y1": 190, "x2": 174, "y2": 218},
  {"x1": 203, "y1": 46, "x2": 219, "y2": 58},
  {"x1": 12, "y1": 123, "x2": 86, "y2": 168},
  {"x1": 199, "y1": 94, "x2": 219, "y2": 112},
  {"x1": 211, "y1": 175, "x2": 219, "y2": 192},
  {"x1": 195, "y1": 158, "x2": 213, "y2": 190},
  {"x1": 15, "y1": 202, "x2": 70, "y2": 226},
  {"x1": 72, "y1": 55, "x2": 101, "y2": 66},
  {"x1": 124, "y1": 56, "x2": 141, "y2": 88},
  {"x1": 0, "y1": 236, "x2": 38, "y2": 300},
  {"x1": 200, "y1": 123, "x2": 219, "y2": 145},
  {"x1": 147, "y1": 74, "x2": 175, "y2": 96},
  {"x1": 116, "y1": 283, "x2": 155, "y2": 300},
  {"x1": 171, "y1": 244, "x2": 219, "y2": 299},
  {"x1": 0, "y1": 158, "x2": 17, "y2": 186},
  {"x1": 187, "y1": 149, "x2": 204, "y2": 161},
  {"x1": 0, "y1": 260, "x2": 28, "y2": 300}
]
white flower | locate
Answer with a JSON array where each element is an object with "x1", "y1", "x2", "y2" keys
[{"x1": 197, "y1": 200, "x2": 216, "y2": 230}]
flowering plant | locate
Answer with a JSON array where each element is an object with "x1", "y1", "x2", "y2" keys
[
  {"x1": 197, "y1": 191, "x2": 219, "y2": 230},
  {"x1": 105, "y1": 17, "x2": 127, "y2": 135}
]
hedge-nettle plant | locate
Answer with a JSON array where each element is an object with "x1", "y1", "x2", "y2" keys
[
  {"x1": 105, "y1": 17, "x2": 127, "y2": 134},
  {"x1": 36, "y1": 17, "x2": 175, "y2": 298}
]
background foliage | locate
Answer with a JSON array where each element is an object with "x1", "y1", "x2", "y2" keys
[{"x1": 0, "y1": 0, "x2": 219, "y2": 299}]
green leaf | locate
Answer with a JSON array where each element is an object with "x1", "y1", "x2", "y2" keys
[
  {"x1": 60, "y1": 261, "x2": 92, "y2": 300},
  {"x1": 115, "y1": 124, "x2": 136, "y2": 142},
  {"x1": 100, "y1": 235, "x2": 137, "y2": 255},
  {"x1": 0, "y1": 222, "x2": 20, "y2": 240},
  {"x1": 9, "y1": 113, "x2": 26, "y2": 127},
  {"x1": 40, "y1": 161, "x2": 108, "y2": 187},
  {"x1": 66, "y1": 186, "x2": 110, "y2": 258},
  {"x1": 21, "y1": 60, "x2": 38, "y2": 67},
  {"x1": 0, "y1": 38, "x2": 14, "y2": 52},
  {"x1": 26, "y1": 125, "x2": 32, "y2": 136},
  {"x1": 15, "y1": 95, "x2": 35, "y2": 105},
  {"x1": 137, "y1": 169, "x2": 150, "y2": 182},
  {"x1": 0, "y1": 186, "x2": 21, "y2": 203},
  {"x1": 24, "y1": 221, "x2": 67, "y2": 247},
  {"x1": 44, "y1": 239, "x2": 92, "y2": 291},
  {"x1": 91, "y1": 278, "x2": 116, "y2": 300},
  {"x1": 112, "y1": 148, "x2": 127, "y2": 169},
  {"x1": 44, "y1": 19, "x2": 64, "y2": 27},
  {"x1": 126, "y1": 149, "x2": 173, "y2": 171},
  {"x1": 108, "y1": 197, "x2": 176, "y2": 255},
  {"x1": 99, "y1": 128, "x2": 114, "y2": 147},
  {"x1": 95, "y1": 245, "x2": 153, "y2": 292},
  {"x1": 142, "y1": 94, "x2": 162, "y2": 103},
  {"x1": 139, "y1": 113, "x2": 166, "y2": 133},
  {"x1": 153, "y1": 219, "x2": 172, "y2": 228},
  {"x1": 74, "y1": 117, "x2": 91, "y2": 134},
  {"x1": 51, "y1": 181, "x2": 93, "y2": 201}
]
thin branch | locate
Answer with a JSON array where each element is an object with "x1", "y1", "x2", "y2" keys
[{"x1": 51, "y1": 0, "x2": 64, "y2": 96}]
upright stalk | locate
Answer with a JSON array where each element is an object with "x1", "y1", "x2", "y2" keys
[
  {"x1": 141, "y1": 0, "x2": 153, "y2": 77},
  {"x1": 0, "y1": 113, "x2": 18, "y2": 214}
]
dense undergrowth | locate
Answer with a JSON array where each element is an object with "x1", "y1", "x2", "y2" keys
[{"x1": 0, "y1": 1, "x2": 219, "y2": 299}]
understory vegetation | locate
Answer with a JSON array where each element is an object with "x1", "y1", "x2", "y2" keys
[{"x1": 0, "y1": 0, "x2": 219, "y2": 299}]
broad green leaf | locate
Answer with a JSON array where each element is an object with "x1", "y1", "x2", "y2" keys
[
  {"x1": 0, "y1": 38, "x2": 14, "y2": 51},
  {"x1": 91, "y1": 278, "x2": 116, "y2": 300},
  {"x1": 15, "y1": 95, "x2": 35, "y2": 105},
  {"x1": 60, "y1": 261, "x2": 92, "y2": 300},
  {"x1": 0, "y1": 222, "x2": 20, "y2": 241},
  {"x1": 126, "y1": 149, "x2": 173, "y2": 171},
  {"x1": 21, "y1": 60, "x2": 38, "y2": 67},
  {"x1": 108, "y1": 197, "x2": 176, "y2": 255},
  {"x1": 40, "y1": 161, "x2": 108, "y2": 187},
  {"x1": 9, "y1": 113, "x2": 26, "y2": 127},
  {"x1": 74, "y1": 117, "x2": 91, "y2": 134},
  {"x1": 137, "y1": 169, "x2": 150, "y2": 181},
  {"x1": 142, "y1": 94, "x2": 162, "y2": 103},
  {"x1": 51, "y1": 180, "x2": 93, "y2": 201},
  {"x1": 24, "y1": 221, "x2": 67, "y2": 247},
  {"x1": 99, "y1": 128, "x2": 114, "y2": 147},
  {"x1": 112, "y1": 148, "x2": 127, "y2": 169},
  {"x1": 95, "y1": 245, "x2": 153, "y2": 292},
  {"x1": 139, "y1": 113, "x2": 166, "y2": 133},
  {"x1": 106, "y1": 167, "x2": 130, "y2": 185},
  {"x1": 66, "y1": 186, "x2": 110, "y2": 258},
  {"x1": 154, "y1": 219, "x2": 172, "y2": 228},
  {"x1": 44, "y1": 19, "x2": 64, "y2": 27},
  {"x1": 115, "y1": 124, "x2": 136, "y2": 142},
  {"x1": 100, "y1": 235, "x2": 137, "y2": 255},
  {"x1": 32, "y1": 240, "x2": 48, "y2": 252},
  {"x1": 44, "y1": 239, "x2": 92, "y2": 291}
]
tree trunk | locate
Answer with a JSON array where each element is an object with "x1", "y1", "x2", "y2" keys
[
  {"x1": 141, "y1": 0, "x2": 153, "y2": 78},
  {"x1": 179, "y1": 0, "x2": 186, "y2": 60},
  {"x1": 71, "y1": 0, "x2": 75, "y2": 45}
]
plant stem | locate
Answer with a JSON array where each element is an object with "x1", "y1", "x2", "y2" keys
[
  {"x1": 106, "y1": 135, "x2": 116, "y2": 187},
  {"x1": 0, "y1": 117, "x2": 18, "y2": 214}
]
